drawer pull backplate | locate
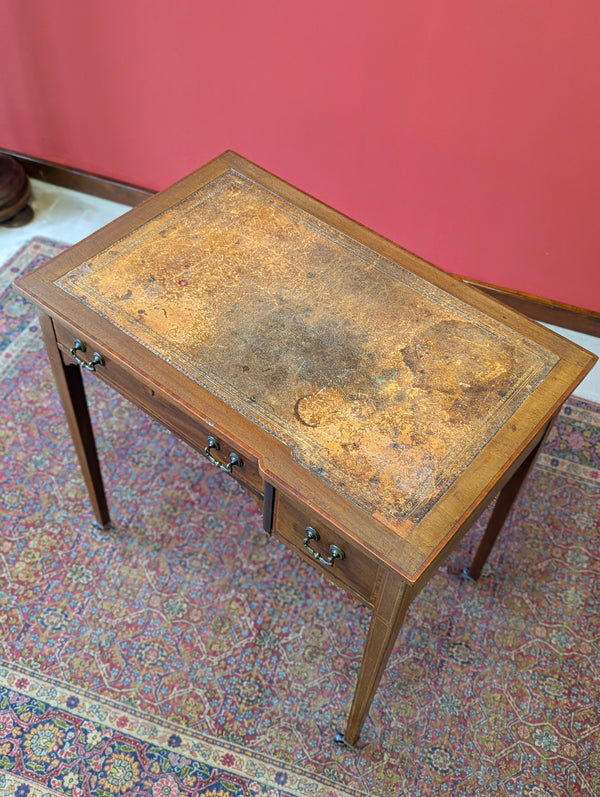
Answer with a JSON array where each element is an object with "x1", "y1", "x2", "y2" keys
[
  {"x1": 203, "y1": 435, "x2": 243, "y2": 473},
  {"x1": 303, "y1": 526, "x2": 345, "y2": 567},
  {"x1": 69, "y1": 339, "x2": 105, "y2": 372}
]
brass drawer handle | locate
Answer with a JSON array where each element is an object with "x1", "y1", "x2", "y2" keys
[
  {"x1": 203, "y1": 435, "x2": 243, "y2": 473},
  {"x1": 70, "y1": 339, "x2": 105, "y2": 372},
  {"x1": 303, "y1": 526, "x2": 345, "y2": 567}
]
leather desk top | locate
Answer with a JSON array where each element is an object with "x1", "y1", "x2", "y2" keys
[{"x1": 57, "y1": 169, "x2": 558, "y2": 524}]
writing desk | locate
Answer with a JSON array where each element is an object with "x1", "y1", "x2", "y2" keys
[{"x1": 16, "y1": 152, "x2": 596, "y2": 746}]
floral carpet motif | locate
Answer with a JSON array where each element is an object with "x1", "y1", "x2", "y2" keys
[{"x1": 1, "y1": 238, "x2": 599, "y2": 796}]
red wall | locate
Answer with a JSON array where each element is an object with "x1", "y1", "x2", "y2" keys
[{"x1": 1, "y1": 0, "x2": 599, "y2": 311}]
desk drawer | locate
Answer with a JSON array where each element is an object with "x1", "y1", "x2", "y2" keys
[
  {"x1": 271, "y1": 490, "x2": 380, "y2": 605},
  {"x1": 52, "y1": 319, "x2": 263, "y2": 496}
]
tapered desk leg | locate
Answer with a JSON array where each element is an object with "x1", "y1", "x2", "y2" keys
[
  {"x1": 467, "y1": 414, "x2": 558, "y2": 581},
  {"x1": 38, "y1": 312, "x2": 111, "y2": 528},
  {"x1": 339, "y1": 570, "x2": 413, "y2": 747}
]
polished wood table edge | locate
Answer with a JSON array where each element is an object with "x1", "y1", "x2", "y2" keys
[
  {"x1": 403, "y1": 356, "x2": 597, "y2": 564},
  {"x1": 409, "y1": 415, "x2": 555, "y2": 588}
]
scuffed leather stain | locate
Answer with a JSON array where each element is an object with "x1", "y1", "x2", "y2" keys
[
  {"x1": 58, "y1": 171, "x2": 558, "y2": 525},
  {"x1": 400, "y1": 319, "x2": 516, "y2": 410}
]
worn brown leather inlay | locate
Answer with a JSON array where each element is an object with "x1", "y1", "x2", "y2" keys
[{"x1": 57, "y1": 171, "x2": 558, "y2": 527}]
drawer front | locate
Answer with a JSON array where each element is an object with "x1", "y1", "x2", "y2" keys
[
  {"x1": 272, "y1": 490, "x2": 380, "y2": 605},
  {"x1": 53, "y1": 319, "x2": 264, "y2": 496}
]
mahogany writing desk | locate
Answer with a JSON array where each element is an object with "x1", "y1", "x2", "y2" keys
[{"x1": 16, "y1": 152, "x2": 597, "y2": 746}]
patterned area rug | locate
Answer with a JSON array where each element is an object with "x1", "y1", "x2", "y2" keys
[{"x1": 1, "y1": 238, "x2": 599, "y2": 797}]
